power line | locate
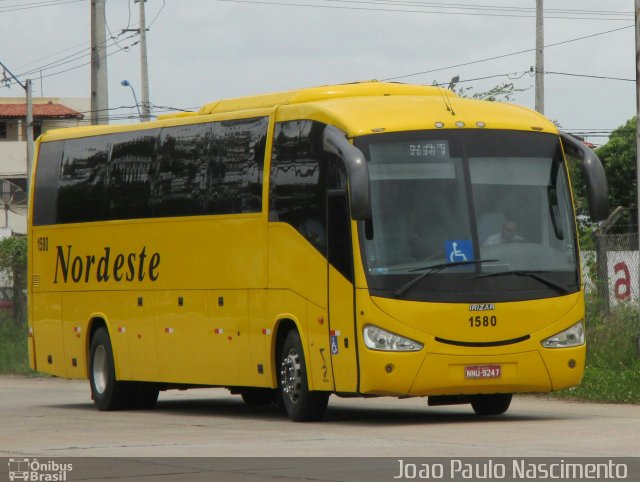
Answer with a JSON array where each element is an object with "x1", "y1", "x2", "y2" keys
[
  {"x1": 4, "y1": 0, "x2": 631, "y2": 94},
  {"x1": 0, "y1": 0, "x2": 84, "y2": 13},
  {"x1": 106, "y1": 17, "x2": 138, "y2": 54},
  {"x1": 10, "y1": 26, "x2": 137, "y2": 80},
  {"x1": 544, "y1": 71, "x2": 634, "y2": 82},
  {"x1": 13, "y1": 39, "x2": 90, "y2": 71},
  {"x1": 17, "y1": 35, "x2": 136, "y2": 79},
  {"x1": 214, "y1": 0, "x2": 632, "y2": 20},
  {"x1": 2, "y1": 38, "x2": 139, "y2": 91},
  {"x1": 147, "y1": 0, "x2": 166, "y2": 27},
  {"x1": 382, "y1": 24, "x2": 633, "y2": 81},
  {"x1": 428, "y1": 69, "x2": 533, "y2": 91},
  {"x1": 361, "y1": 1, "x2": 632, "y2": 17},
  {"x1": 328, "y1": 0, "x2": 634, "y2": 19}
]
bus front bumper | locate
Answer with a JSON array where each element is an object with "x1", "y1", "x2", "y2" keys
[{"x1": 358, "y1": 346, "x2": 585, "y2": 397}]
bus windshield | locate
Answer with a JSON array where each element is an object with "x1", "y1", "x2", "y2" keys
[{"x1": 355, "y1": 130, "x2": 578, "y2": 303}]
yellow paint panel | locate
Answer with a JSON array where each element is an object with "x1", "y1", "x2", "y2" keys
[
  {"x1": 541, "y1": 345, "x2": 586, "y2": 390},
  {"x1": 370, "y1": 293, "x2": 581, "y2": 346},
  {"x1": 30, "y1": 216, "x2": 266, "y2": 293},
  {"x1": 208, "y1": 290, "x2": 250, "y2": 386},
  {"x1": 117, "y1": 292, "x2": 158, "y2": 382},
  {"x1": 31, "y1": 292, "x2": 64, "y2": 376},
  {"x1": 328, "y1": 266, "x2": 357, "y2": 393},
  {"x1": 156, "y1": 291, "x2": 210, "y2": 385},
  {"x1": 61, "y1": 303, "x2": 88, "y2": 379},
  {"x1": 305, "y1": 301, "x2": 333, "y2": 392},
  {"x1": 268, "y1": 223, "x2": 326, "y2": 307}
]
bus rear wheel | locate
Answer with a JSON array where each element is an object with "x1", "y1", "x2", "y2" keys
[
  {"x1": 278, "y1": 330, "x2": 329, "y2": 422},
  {"x1": 470, "y1": 393, "x2": 512, "y2": 416},
  {"x1": 89, "y1": 327, "x2": 134, "y2": 411}
]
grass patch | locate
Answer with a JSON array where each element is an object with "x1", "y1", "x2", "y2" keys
[
  {"x1": 558, "y1": 364, "x2": 640, "y2": 403},
  {"x1": 553, "y1": 297, "x2": 640, "y2": 404},
  {"x1": 0, "y1": 316, "x2": 32, "y2": 375}
]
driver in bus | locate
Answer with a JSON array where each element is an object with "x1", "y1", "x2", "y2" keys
[{"x1": 484, "y1": 221, "x2": 524, "y2": 245}]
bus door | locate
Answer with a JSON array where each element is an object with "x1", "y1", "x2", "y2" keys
[{"x1": 326, "y1": 190, "x2": 359, "y2": 393}]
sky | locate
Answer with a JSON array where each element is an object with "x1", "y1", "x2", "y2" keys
[{"x1": 0, "y1": 0, "x2": 636, "y2": 146}]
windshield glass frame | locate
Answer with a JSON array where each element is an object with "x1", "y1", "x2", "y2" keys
[{"x1": 354, "y1": 129, "x2": 579, "y2": 303}]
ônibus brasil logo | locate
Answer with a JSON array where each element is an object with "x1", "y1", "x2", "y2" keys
[{"x1": 7, "y1": 458, "x2": 73, "y2": 481}]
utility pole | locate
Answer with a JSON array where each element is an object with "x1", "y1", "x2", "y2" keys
[
  {"x1": 137, "y1": 0, "x2": 151, "y2": 122},
  {"x1": 25, "y1": 80, "x2": 33, "y2": 183},
  {"x1": 635, "y1": 0, "x2": 640, "y2": 301},
  {"x1": 90, "y1": 0, "x2": 109, "y2": 125},
  {"x1": 0, "y1": 61, "x2": 34, "y2": 192},
  {"x1": 535, "y1": 0, "x2": 544, "y2": 114}
]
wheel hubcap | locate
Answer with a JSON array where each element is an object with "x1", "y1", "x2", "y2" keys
[
  {"x1": 280, "y1": 348, "x2": 302, "y2": 403},
  {"x1": 93, "y1": 345, "x2": 108, "y2": 394}
]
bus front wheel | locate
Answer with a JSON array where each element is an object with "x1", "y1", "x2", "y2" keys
[
  {"x1": 470, "y1": 393, "x2": 512, "y2": 416},
  {"x1": 278, "y1": 330, "x2": 329, "y2": 422},
  {"x1": 89, "y1": 327, "x2": 133, "y2": 411}
]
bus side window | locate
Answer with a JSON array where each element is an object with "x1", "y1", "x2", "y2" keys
[
  {"x1": 328, "y1": 192, "x2": 353, "y2": 282},
  {"x1": 108, "y1": 130, "x2": 158, "y2": 220},
  {"x1": 270, "y1": 120, "x2": 327, "y2": 254},
  {"x1": 33, "y1": 140, "x2": 63, "y2": 226}
]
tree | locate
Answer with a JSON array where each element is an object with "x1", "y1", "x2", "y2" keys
[
  {"x1": 454, "y1": 82, "x2": 528, "y2": 102},
  {"x1": 594, "y1": 117, "x2": 636, "y2": 232},
  {"x1": 0, "y1": 236, "x2": 27, "y2": 324}
]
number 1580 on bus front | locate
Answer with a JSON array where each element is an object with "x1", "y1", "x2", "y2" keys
[{"x1": 468, "y1": 315, "x2": 497, "y2": 327}]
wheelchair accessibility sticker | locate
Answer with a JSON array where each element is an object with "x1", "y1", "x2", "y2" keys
[
  {"x1": 446, "y1": 240, "x2": 474, "y2": 263},
  {"x1": 330, "y1": 330, "x2": 340, "y2": 355}
]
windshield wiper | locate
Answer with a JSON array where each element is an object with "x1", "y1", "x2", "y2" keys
[
  {"x1": 394, "y1": 259, "x2": 498, "y2": 298},
  {"x1": 469, "y1": 270, "x2": 570, "y2": 294}
]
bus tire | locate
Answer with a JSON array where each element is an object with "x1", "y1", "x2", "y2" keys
[
  {"x1": 470, "y1": 393, "x2": 512, "y2": 416},
  {"x1": 278, "y1": 330, "x2": 329, "y2": 422},
  {"x1": 89, "y1": 327, "x2": 133, "y2": 411}
]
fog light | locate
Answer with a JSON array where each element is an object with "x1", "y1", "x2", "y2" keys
[
  {"x1": 568, "y1": 359, "x2": 576, "y2": 369},
  {"x1": 385, "y1": 364, "x2": 394, "y2": 373}
]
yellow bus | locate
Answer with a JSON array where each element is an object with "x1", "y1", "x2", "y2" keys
[{"x1": 28, "y1": 82, "x2": 608, "y2": 421}]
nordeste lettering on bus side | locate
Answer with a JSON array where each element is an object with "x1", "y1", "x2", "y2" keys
[{"x1": 53, "y1": 245, "x2": 160, "y2": 284}]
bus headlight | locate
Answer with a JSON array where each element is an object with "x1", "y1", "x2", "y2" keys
[
  {"x1": 541, "y1": 321, "x2": 585, "y2": 348},
  {"x1": 363, "y1": 325, "x2": 423, "y2": 352}
]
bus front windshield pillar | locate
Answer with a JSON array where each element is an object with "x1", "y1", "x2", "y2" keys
[{"x1": 322, "y1": 125, "x2": 371, "y2": 221}]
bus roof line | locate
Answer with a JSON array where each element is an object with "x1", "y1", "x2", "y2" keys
[{"x1": 197, "y1": 81, "x2": 449, "y2": 116}]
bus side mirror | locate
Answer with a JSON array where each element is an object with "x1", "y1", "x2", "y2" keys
[
  {"x1": 322, "y1": 125, "x2": 372, "y2": 221},
  {"x1": 560, "y1": 132, "x2": 609, "y2": 222}
]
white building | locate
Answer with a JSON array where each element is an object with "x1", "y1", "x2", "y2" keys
[{"x1": 0, "y1": 97, "x2": 88, "y2": 235}]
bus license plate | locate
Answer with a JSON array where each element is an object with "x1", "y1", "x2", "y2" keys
[{"x1": 465, "y1": 365, "x2": 501, "y2": 379}]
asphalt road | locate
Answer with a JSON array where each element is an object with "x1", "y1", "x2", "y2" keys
[{"x1": 1, "y1": 375, "x2": 638, "y2": 460}]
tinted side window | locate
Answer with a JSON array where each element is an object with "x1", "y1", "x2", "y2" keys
[
  {"x1": 108, "y1": 130, "x2": 158, "y2": 220},
  {"x1": 207, "y1": 117, "x2": 267, "y2": 214},
  {"x1": 328, "y1": 192, "x2": 353, "y2": 281},
  {"x1": 33, "y1": 117, "x2": 268, "y2": 225},
  {"x1": 33, "y1": 141, "x2": 63, "y2": 226},
  {"x1": 58, "y1": 135, "x2": 111, "y2": 223},
  {"x1": 153, "y1": 123, "x2": 212, "y2": 217},
  {"x1": 270, "y1": 120, "x2": 327, "y2": 253},
  {"x1": 153, "y1": 117, "x2": 267, "y2": 217}
]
